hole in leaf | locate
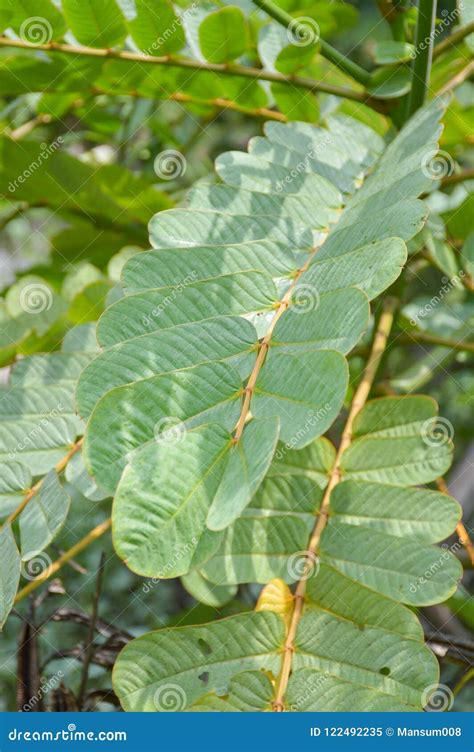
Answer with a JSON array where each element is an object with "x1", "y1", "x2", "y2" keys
[
  {"x1": 197, "y1": 638, "x2": 212, "y2": 656},
  {"x1": 379, "y1": 666, "x2": 391, "y2": 676},
  {"x1": 198, "y1": 671, "x2": 209, "y2": 685}
]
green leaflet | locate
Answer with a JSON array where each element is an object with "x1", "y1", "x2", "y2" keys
[
  {"x1": 0, "y1": 416, "x2": 77, "y2": 476},
  {"x1": 320, "y1": 522, "x2": 461, "y2": 606},
  {"x1": 252, "y1": 350, "x2": 348, "y2": 447},
  {"x1": 112, "y1": 424, "x2": 231, "y2": 578},
  {"x1": 206, "y1": 417, "x2": 280, "y2": 531},
  {"x1": 128, "y1": 0, "x2": 185, "y2": 55},
  {"x1": 0, "y1": 525, "x2": 20, "y2": 629},
  {"x1": 122, "y1": 242, "x2": 297, "y2": 292},
  {"x1": 19, "y1": 470, "x2": 70, "y2": 559},
  {"x1": 271, "y1": 288, "x2": 369, "y2": 354},
  {"x1": 199, "y1": 7, "x2": 249, "y2": 64},
  {"x1": 62, "y1": 0, "x2": 127, "y2": 47},
  {"x1": 181, "y1": 570, "x2": 237, "y2": 608},
  {"x1": 330, "y1": 481, "x2": 460, "y2": 542}
]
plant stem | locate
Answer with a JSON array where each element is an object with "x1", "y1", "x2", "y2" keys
[
  {"x1": 400, "y1": 331, "x2": 474, "y2": 353},
  {"x1": 405, "y1": 0, "x2": 438, "y2": 117},
  {"x1": 0, "y1": 36, "x2": 369, "y2": 106},
  {"x1": 437, "y1": 59, "x2": 474, "y2": 94},
  {"x1": 252, "y1": 0, "x2": 371, "y2": 86},
  {"x1": 233, "y1": 242, "x2": 323, "y2": 441},
  {"x1": 272, "y1": 296, "x2": 398, "y2": 711},
  {"x1": 436, "y1": 478, "x2": 474, "y2": 567},
  {"x1": 14, "y1": 519, "x2": 112, "y2": 604},
  {"x1": 440, "y1": 167, "x2": 474, "y2": 187},
  {"x1": 433, "y1": 20, "x2": 474, "y2": 59}
]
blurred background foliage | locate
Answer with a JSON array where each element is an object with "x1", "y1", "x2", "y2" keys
[{"x1": 0, "y1": 0, "x2": 473, "y2": 711}]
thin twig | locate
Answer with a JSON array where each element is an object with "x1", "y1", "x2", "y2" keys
[
  {"x1": 272, "y1": 297, "x2": 398, "y2": 710},
  {"x1": 440, "y1": 168, "x2": 474, "y2": 188},
  {"x1": 400, "y1": 331, "x2": 474, "y2": 354},
  {"x1": 252, "y1": 0, "x2": 371, "y2": 85},
  {"x1": 233, "y1": 237, "x2": 326, "y2": 441},
  {"x1": 436, "y1": 477, "x2": 474, "y2": 567},
  {"x1": 433, "y1": 21, "x2": 474, "y2": 59},
  {"x1": 14, "y1": 519, "x2": 112, "y2": 603},
  {"x1": 0, "y1": 36, "x2": 370, "y2": 105},
  {"x1": 437, "y1": 59, "x2": 474, "y2": 94},
  {"x1": 77, "y1": 552, "x2": 106, "y2": 710}
]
